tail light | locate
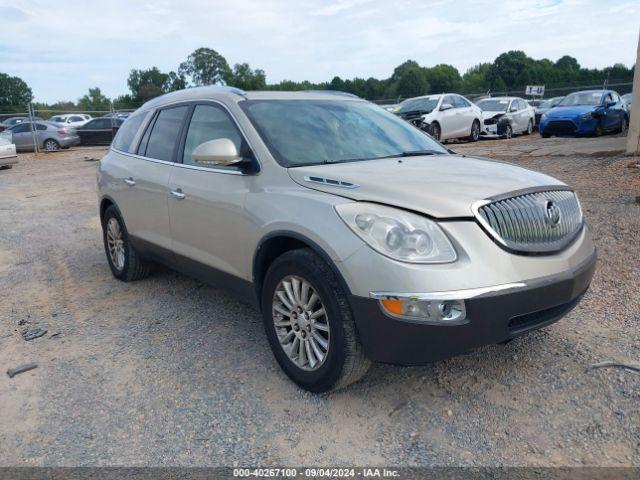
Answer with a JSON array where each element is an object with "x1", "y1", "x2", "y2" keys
[{"x1": 58, "y1": 130, "x2": 67, "y2": 135}]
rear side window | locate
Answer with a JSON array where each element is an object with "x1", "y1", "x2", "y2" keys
[
  {"x1": 112, "y1": 113, "x2": 146, "y2": 153},
  {"x1": 143, "y1": 106, "x2": 189, "y2": 162}
]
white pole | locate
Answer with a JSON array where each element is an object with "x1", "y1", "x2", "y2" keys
[{"x1": 626, "y1": 29, "x2": 640, "y2": 156}]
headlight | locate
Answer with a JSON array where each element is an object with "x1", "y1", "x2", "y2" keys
[
  {"x1": 580, "y1": 112, "x2": 593, "y2": 121},
  {"x1": 335, "y1": 202, "x2": 457, "y2": 263}
]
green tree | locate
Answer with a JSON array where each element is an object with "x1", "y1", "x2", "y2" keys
[
  {"x1": 127, "y1": 67, "x2": 183, "y2": 102},
  {"x1": 78, "y1": 87, "x2": 110, "y2": 111},
  {"x1": 0, "y1": 73, "x2": 33, "y2": 111},
  {"x1": 226, "y1": 63, "x2": 266, "y2": 90},
  {"x1": 179, "y1": 48, "x2": 231, "y2": 86},
  {"x1": 167, "y1": 71, "x2": 187, "y2": 91},
  {"x1": 461, "y1": 63, "x2": 492, "y2": 94},
  {"x1": 395, "y1": 66, "x2": 429, "y2": 98},
  {"x1": 492, "y1": 50, "x2": 533, "y2": 89},
  {"x1": 424, "y1": 64, "x2": 461, "y2": 93}
]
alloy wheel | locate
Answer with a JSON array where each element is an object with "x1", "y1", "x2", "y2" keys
[
  {"x1": 272, "y1": 275, "x2": 330, "y2": 371},
  {"x1": 471, "y1": 122, "x2": 480, "y2": 141},
  {"x1": 44, "y1": 139, "x2": 60, "y2": 151},
  {"x1": 106, "y1": 217, "x2": 126, "y2": 271},
  {"x1": 505, "y1": 125, "x2": 513, "y2": 139}
]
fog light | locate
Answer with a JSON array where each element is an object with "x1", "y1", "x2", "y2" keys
[{"x1": 379, "y1": 297, "x2": 466, "y2": 324}]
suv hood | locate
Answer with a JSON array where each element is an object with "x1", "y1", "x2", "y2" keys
[{"x1": 288, "y1": 155, "x2": 564, "y2": 218}]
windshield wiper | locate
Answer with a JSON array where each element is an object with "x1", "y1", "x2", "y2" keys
[{"x1": 387, "y1": 150, "x2": 443, "y2": 158}]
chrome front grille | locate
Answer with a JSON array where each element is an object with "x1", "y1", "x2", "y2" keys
[{"x1": 474, "y1": 189, "x2": 583, "y2": 253}]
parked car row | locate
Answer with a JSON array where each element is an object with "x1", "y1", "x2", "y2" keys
[
  {"x1": 392, "y1": 88, "x2": 629, "y2": 141},
  {"x1": 0, "y1": 115, "x2": 126, "y2": 151},
  {"x1": 392, "y1": 93, "x2": 535, "y2": 141}
]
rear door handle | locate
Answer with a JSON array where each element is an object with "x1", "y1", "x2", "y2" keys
[
  {"x1": 123, "y1": 177, "x2": 136, "y2": 186},
  {"x1": 169, "y1": 189, "x2": 185, "y2": 200}
]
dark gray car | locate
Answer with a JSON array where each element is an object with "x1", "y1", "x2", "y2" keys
[{"x1": 6, "y1": 121, "x2": 80, "y2": 152}]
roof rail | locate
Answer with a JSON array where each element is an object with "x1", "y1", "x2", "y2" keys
[
  {"x1": 302, "y1": 90, "x2": 360, "y2": 98},
  {"x1": 215, "y1": 86, "x2": 247, "y2": 96}
]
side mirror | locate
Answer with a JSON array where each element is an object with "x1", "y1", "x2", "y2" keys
[
  {"x1": 605, "y1": 100, "x2": 616, "y2": 108},
  {"x1": 192, "y1": 138, "x2": 242, "y2": 166},
  {"x1": 440, "y1": 103, "x2": 453, "y2": 111},
  {"x1": 510, "y1": 106, "x2": 518, "y2": 112}
]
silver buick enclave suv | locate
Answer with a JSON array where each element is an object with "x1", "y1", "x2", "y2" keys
[{"x1": 97, "y1": 87, "x2": 596, "y2": 392}]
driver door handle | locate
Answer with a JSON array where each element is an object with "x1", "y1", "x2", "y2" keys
[
  {"x1": 123, "y1": 177, "x2": 136, "y2": 186},
  {"x1": 169, "y1": 189, "x2": 185, "y2": 200}
]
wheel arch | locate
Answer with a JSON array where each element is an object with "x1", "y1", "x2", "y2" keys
[
  {"x1": 252, "y1": 230, "x2": 352, "y2": 310},
  {"x1": 99, "y1": 195, "x2": 123, "y2": 224}
]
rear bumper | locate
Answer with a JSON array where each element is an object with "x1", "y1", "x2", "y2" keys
[{"x1": 349, "y1": 250, "x2": 596, "y2": 365}]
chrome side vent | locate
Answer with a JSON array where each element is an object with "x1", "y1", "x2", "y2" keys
[
  {"x1": 304, "y1": 176, "x2": 359, "y2": 189},
  {"x1": 473, "y1": 188, "x2": 583, "y2": 254}
]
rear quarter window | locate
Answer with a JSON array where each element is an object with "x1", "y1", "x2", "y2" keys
[{"x1": 112, "y1": 113, "x2": 147, "y2": 153}]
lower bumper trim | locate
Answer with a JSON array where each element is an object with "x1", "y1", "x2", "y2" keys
[{"x1": 349, "y1": 250, "x2": 596, "y2": 365}]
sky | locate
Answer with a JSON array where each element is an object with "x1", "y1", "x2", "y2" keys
[{"x1": 0, "y1": 0, "x2": 638, "y2": 104}]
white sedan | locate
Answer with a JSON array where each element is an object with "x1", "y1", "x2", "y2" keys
[
  {"x1": 394, "y1": 94, "x2": 483, "y2": 142},
  {"x1": 0, "y1": 134, "x2": 18, "y2": 169},
  {"x1": 477, "y1": 97, "x2": 535, "y2": 138}
]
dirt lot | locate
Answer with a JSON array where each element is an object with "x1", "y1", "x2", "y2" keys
[{"x1": 0, "y1": 135, "x2": 638, "y2": 467}]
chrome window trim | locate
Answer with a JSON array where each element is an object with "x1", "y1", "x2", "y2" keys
[{"x1": 109, "y1": 148, "x2": 246, "y2": 176}]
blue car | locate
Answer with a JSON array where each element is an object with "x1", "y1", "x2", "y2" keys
[{"x1": 539, "y1": 89, "x2": 628, "y2": 138}]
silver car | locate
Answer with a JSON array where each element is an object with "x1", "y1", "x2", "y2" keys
[
  {"x1": 478, "y1": 97, "x2": 536, "y2": 138},
  {"x1": 97, "y1": 87, "x2": 596, "y2": 392},
  {"x1": 6, "y1": 121, "x2": 80, "y2": 151}
]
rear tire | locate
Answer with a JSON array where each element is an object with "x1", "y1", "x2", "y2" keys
[
  {"x1": 525, "y1": 119, "x2": 533, "y2": 135},
  {"x1": 261, "y1": 248, "x2": 371, "y2": 392},
  {"x1": 101, "y1": 205, "x2": 151, "y2": 281},
  {"x1": 43, "y1": 139, "x2": 60, "y2": 151},
  {"x1": 467, "y1": 120, "x2": 480, "y2": 142}
]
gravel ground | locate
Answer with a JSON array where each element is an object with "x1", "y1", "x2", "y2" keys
[{"x1": 0, "y1": 137, "x2": 638, "y2": 467}]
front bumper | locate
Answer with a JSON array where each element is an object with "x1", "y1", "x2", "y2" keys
[
  {"x1": 348, "y1": 250, "x2": 596, "y2": 365},
  {"x1": 540, "y1": 117, "x2": 597, "y2": 136}
]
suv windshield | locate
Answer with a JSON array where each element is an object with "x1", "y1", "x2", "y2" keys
[
  {"x1": 396, "y1": 97, "x2": 439, "y2": 114},
  {"x1": 240, "y1": 100, "x2": 447, "y2": 167},
  {"x1": 558, "y1": 92, "x2": 602, "y2": 106},
  {"x1": 477, "y1": 99, "x2": 509, "y2": 112}
]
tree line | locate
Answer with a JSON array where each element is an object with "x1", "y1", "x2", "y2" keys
[{"x1": 0, "y1": 48, "x2": 634, "y2": 114}]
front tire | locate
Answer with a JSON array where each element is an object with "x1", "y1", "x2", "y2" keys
[
  {"x1": 503, "y1": 124, "x2": 513, "y2": 139},
  {"x1": 261, "y1": 248, "x2": 371, "y2": 392},
  {"x1": 618, "y1": 116, "x2": 628, "y2": 134},
  {"x1": 430, "y1": 122, "x2": 441, "y2": 141},
  {"x1": 102, "y1": 205, "x2": 151, "y2": 281}
]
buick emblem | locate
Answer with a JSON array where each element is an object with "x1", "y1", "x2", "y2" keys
[{"x1": 544, "y1": 200, "x2": 561, "y2": 227}]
